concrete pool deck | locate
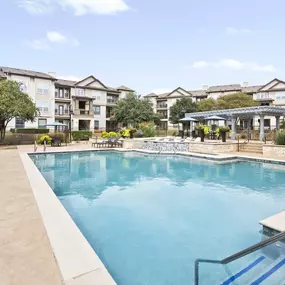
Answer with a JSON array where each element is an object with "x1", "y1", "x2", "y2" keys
[
  {"x1": 2, "y1": 144, "x2": 285, "y2": 284},
  {"x1": 0, "y1": 149, "x2": 64, "y2": 285}
]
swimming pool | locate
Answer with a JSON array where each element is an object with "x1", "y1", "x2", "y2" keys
[{"x1": 31, "y1": 151, "x2": 285, "y2": 284}]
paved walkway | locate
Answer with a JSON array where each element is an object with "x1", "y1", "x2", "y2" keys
[{"x1": 0, "y1": 150, "x2": 64, "y2": 285}]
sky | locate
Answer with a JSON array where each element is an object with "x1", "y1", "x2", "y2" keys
[{"x1": 1, "y1": 0, "x2": 285, "y2": 95}]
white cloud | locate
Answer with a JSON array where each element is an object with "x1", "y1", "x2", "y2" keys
[
  {"x1": 26, "y1": 39, "x2": 50, "y2": 50},
  {"x1": 47, "y1": 31, "x2": 67, "y2": 43},
  {"x1": 190, "y1": 59, "x2": 276, "y2": 73},
  {"x1": 27, "y1": 31, "x2": 79, "y2": 50},
  {"x1": 226, "y1": 27, "x2": 251, "y2": 35},
  {"x1": 18, "y1": 0, "x2": 130, "y2": 15}
]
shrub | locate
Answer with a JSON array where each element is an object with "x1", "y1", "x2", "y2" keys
[
  {"x1": 38, "y1": 135, "x2": 52, "y2": 144},
  {"x1": 118, "y1": 129, "x2": 130, "y2": 138},
  {"x1": 219, "y1": 126, "x2": 230, "y2": 132},
  {"x1": 72, "y1": 131, "x2": 92, "y2": 141},
  {"x1": 275, "y1": 130, "x2": 285, "y2": 145},
  {"x1": 108, "y1": 131, "x2": 118, "y2": 139},
  {"x1": 14, "y1": 128, "x2": 49, "y2": 134},
  {"x1": 101, "y1": 131, "x2": 109, "y2": 139},
  {"x1": 138, "y1": 122, "x2": 156, "y2": 137},
  {"x1": 195, "y1": 125, "x2": 210, "y2": 135}
]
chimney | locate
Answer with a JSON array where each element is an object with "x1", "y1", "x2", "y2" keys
[
  {"x1": 202, "y1": 85, "x2": 209, "y2": 90},
  {"x1": 48, "y1": 72, "x2": 57, "y2": 78},
  {"x1": 243, "y1": 81, "x2": 249, "y2": 87}
]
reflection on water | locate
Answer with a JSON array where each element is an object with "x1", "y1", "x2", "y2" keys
[{"x1": 30, "y1": 151, "x2": 285, "y2": 285}]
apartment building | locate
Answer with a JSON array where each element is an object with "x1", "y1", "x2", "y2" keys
[
  {"x1": 145, "y1": 80, "x2": 284, "y2": 129},
  {"x1": 0, "y1": 67, "x2": 134, "y2": 131}
]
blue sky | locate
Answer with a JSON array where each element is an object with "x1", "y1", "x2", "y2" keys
[{"x1": 1, "y1": 0, "x2": 285, "y2": 94}]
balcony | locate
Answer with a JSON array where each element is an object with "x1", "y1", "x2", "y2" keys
[
  {"x1": 55, "y1": 109, "x2": 70, "y2": 117},
  {"x1": 156, "y1": 104, "x2": 168, "y2": 110},
  {"x1": 73, "y1": 109, "x2": 93, "y2": 116},
  {"x1": 107, "y1": 99, "x2": 118, "y2": 105},
  {"x1": 55, "y1": 93, "x2": 71, "y2": 100},
  {"x1": 254, "y1": 92, "x2": 274, "y2": 102}
]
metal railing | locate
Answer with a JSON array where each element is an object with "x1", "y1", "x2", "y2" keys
[
  {"x1": 194, "y1": 231, "x2": 285, "y2": 285},
  {"x1": 236, "y1": 129, "x2": 249, "y2": 152},
  {"x1": 264, "y1": 129, "x2": 276, "y2": 144}
]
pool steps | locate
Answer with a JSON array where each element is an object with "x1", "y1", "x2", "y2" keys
[{"x1": 221, "y1": 255, "x2": 285, "y2": 284}]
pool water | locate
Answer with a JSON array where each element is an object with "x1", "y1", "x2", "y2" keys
[{"x1": 31, "y1": 151, "x2": 285, "y2": 285}]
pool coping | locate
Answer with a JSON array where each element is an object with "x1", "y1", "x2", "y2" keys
[
  {"x1": 20, "y1": 148, "x2": 285, "y2": 285},
  {"x1": 20, "y1": 152, "x2": 117, "y2": 285}
]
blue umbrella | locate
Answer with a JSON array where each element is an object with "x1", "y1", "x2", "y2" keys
[
  {"x1": 205, "y1": 115, "x2": 226, "y2": 120},
  {"x1": 180, "y1": 117, "x2": 198, "y2": 122}
]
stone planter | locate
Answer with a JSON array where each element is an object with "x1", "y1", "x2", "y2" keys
[
  {"x1": 199, "y1": 131, "x2": 205, "y2": 142},
  {"x1": 220, "y1": 131, "x2": 227, "y2": 143}
]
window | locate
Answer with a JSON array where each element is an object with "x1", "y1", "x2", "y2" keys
[
  {"x1": 93, "y1": 105, "x2": 101, "y2": 115},
  {"x1": 38, "y1": 119, "x2": 47, "y2": 129},
  {"x1": 15, "y1": 118, "x2": 25, "y2": 128},
  {"x1": 55, "y1": 88, "x2": 59, "y2": 98},
  {"x1": 76, "y1": 88, "x2": 85, "y2": 97},
  {"x1": 36, "y1": 83, "x2": 49, "y2": 95},
  {"x1": 94, "y1": 120, "x2": 99, "y2": 130},
  {"x1": 36, "y1": 101, "x2": 49, "y2": 113}
]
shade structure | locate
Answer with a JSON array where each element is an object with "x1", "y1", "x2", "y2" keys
[
  {"x1": 205, "y1": 115, "x2": 226, "y2": 121},
  {"x1": 179, "y1": 117, "x2": 197, "y2": 122},
  {"x1": 44, "y1": 122, "x2": 68, "y2": 127}
]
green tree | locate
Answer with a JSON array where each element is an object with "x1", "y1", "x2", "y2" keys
[
  {"x1": 216, "y1": 93, "x2": 258, "y2": 110},
  {"x1": 112, "y1": 93, "x2": 156, "y2": 127},
  {"x1": 197, "y1": 98, "x2": 217, "y2": 111},
  {"x1": 0, "y1": 80, "x2": 37, "y2": 141},
  {"x1": 169, "y1": 97, "x2": 197, "y2": 124}
]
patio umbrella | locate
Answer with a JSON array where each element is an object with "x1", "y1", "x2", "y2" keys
[
  {"x1": 179, "y1": 117, "x2": 197, "y2": 122},
  {"x1": 205, "y1": 115, "x2": 226, "y2": 120}
]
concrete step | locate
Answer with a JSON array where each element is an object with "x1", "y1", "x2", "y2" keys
[{"x1": 239, "y1": 144, "x2": 263, "y2": 154}]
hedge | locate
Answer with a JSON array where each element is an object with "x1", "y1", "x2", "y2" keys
[
  {"x1": 11, "y1": 128, "x2": 50, "y2": 134},
  {"x1": 72, "y1": 130, "x2": 92, "y2": 141}
]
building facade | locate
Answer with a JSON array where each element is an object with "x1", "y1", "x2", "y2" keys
[
  {"x1": 0, "y1": 67, "x2": 134, "y2": 132},
  {"x1": 145, "y1": 80, "x2": 284, "y2": 130}
]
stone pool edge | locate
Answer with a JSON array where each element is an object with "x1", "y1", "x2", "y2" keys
[{"x1": 20, "y1": 152, "x2": 117, "y2": 285}]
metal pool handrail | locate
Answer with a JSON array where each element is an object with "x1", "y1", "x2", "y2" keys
[{"x1": 194, "y1": 231, "x2": 285, "y2": 285}]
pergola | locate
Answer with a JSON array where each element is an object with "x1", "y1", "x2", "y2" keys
[{"x1": 185, "y1": 106, "x2": 285, "y2": 141}]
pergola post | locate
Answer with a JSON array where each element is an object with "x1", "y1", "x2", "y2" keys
[
  {"x1": 247, "y1": 117, "x2": 252, "y2": 140},
  {"x1": 259, "y1": 115, "x2": 265, "y2": 141},
  {"x1": 231, "y1": 117, "x2": 236, "y2": 140},
  {"x1": 276, "y1": 115, "x2": 280, "y2": 131}
]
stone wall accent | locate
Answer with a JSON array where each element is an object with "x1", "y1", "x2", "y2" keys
[
  {"x1": 123, "y1": 139, "x2": 145, "y2": 149},
  {"x1": 263, "y1": 145, "x2": 285, "y2": 156},
  {"x1": 189, "y1": 142, "x2": 238, "y2": 154},
  {"x1": 142, "y1": 141, "x2": 189, "y2": 152}
]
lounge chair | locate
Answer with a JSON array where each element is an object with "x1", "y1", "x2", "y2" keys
[
  {"x1": 92, "y1": 137, "x2": 114, "y2": 148},
  {"x1": 109, "y1": 137, "x2": 123, "y2": 148},
  {"x1": 51, "y1": 137, "x2": 62, "y2": 147}
]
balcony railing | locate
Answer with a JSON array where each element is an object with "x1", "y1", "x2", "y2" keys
[
  {"x1": 80, "y1": 109, "x2": 90, "y2": 115},
  {"x1": 55, "y1": 93, "x2": 71, "y2": 99},
  {"x1": 55, "y1": 109, "x2": 69, "y2": 115},
  {"x1": 157, "y1": 104, "x2": 168, "y2": 109},
  {"x1": 107, "y1": 99, "x2": 118, "y2": 104}
]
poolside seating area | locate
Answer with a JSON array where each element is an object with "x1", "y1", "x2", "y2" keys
[{"x1": 92, "y1": 137, "x2": 123, "y2": 148}]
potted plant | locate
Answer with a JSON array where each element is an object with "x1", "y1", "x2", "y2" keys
[
  {"x1": 218, "y1": 126, "x2": 230, "y2": 142},
  {"x1": 195, "y1": 125, "x2": 206, "y2": 142},
  {"x1": 129, "y1": 128, "x2": 137, "y2": 139}
]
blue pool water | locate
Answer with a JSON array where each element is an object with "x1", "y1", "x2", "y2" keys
[{"x1": 31, "y1": 151, "x2": 285, "y2": 285}]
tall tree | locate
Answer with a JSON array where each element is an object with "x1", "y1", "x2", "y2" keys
[
  {"x1": 169, "y1": 97, "x2": 197, "y2": 124},
  {"x1": 216, "y1": 93, "x2": 258, "y2": 109},
  {"x1": 0, "y1": 80, "x2": 37, "y2": 141},
  {"x1": 112, "y1": 93, "x2": 156, "y2": 126},
  {"x1": 197, "y1": 98, "x2": 217, "y2": 111}
]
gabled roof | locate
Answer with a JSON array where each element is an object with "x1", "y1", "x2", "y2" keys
[
  {"x1": 166, "y1": 87, "x2": 192, "y2": 98},
  {"x1": 189, "y1": 90, "x2": 207, "y2": 97},
  {"x1": 117, "y1": 85, "x2": 135, "y2": 92},
  {"x1": 75, "y1": 75, "x2": 108, "y2": 89},
  {"x1": 207, "y1": 84, "x2": 241, "y2": 93},
  {"x1": 258, "y1": 78, "x2": 285, "y2": 92},
  {"x1": 0, "y1": 66, "x2": 56, "y2": 80},
  {"x1": 55, "y1": 79, "x2": 77, "y2": 87}
]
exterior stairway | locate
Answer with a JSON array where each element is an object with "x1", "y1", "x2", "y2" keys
[{"x1": 239, "y1": 143, "x2": 263, "y2": 154}]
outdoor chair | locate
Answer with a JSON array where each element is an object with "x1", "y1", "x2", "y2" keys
[
  {"x1": 92, "y1": 137, "x2": 114, "y2": 148},
  {"x1": 109, "y1": 137, "x2": 123, "y2": 148},
  {"x1": 51, "y1": 138, "x2": 62, "y2": 147}
]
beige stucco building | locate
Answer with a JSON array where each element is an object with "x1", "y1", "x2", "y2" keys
[{"x1": 0, "y1": 67, "x2": 134, "y2": 132}]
